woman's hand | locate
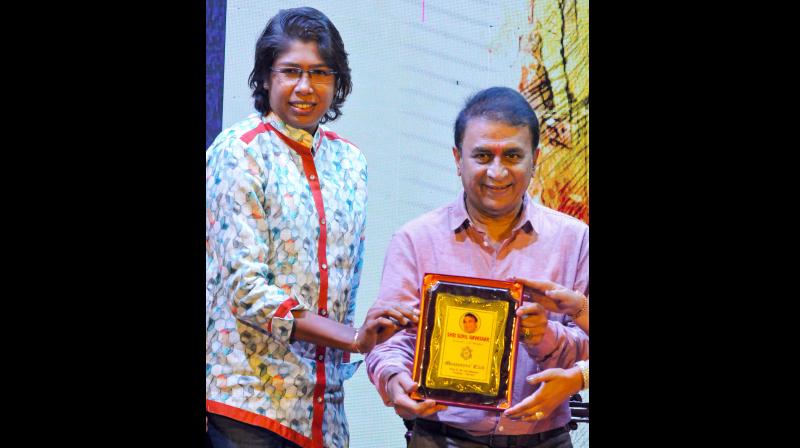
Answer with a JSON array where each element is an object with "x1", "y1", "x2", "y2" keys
[
  {"x1": 355, "y1": 302, "x2": 419, "y2": 353},
  {"x1": 511, "y1": 277, "x2": 585, "y2": 316}
]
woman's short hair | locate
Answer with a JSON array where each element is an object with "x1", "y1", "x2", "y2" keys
[{"x1": 248, "y1": 7, "x2": 352, "y2": 123}]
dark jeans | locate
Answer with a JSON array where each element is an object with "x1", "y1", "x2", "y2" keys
[
  {"x1": 409, "y1": 420, "x2": 573, "y2": 448},
  {"x1": 207, "y1": 413, "x2": 301, "y2": 448}
]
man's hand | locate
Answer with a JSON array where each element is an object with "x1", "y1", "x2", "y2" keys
[
  {"x1": 386, "y1": 372, "x2": 447, "y2": 419},
  {"x1": 503, "y1": 367, "x2": 582, "y2": 421},
  {"x1": 516, "y1": 302, "x2": 548, "y2": 345}
]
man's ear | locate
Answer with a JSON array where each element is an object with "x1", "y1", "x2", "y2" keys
[
  {"x1": 453, "y1": 146, "x2": 462, "y2": 176},
  {"x1": 532, "y1": 147, "x2": 540, "y2": 171}
]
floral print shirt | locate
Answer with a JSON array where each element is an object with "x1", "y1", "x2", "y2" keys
[{"x1": 206, "y1": 112, "x2": 367, "y2": 448}]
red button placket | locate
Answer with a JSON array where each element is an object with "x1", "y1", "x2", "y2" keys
[{"x1": 265, "y1": 123, "x2": 329, "y2": 447}]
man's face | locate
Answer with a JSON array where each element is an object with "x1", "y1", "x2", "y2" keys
[
  {"x1": 267, "y1": 39, "x2": 336, "y2": 134},
  {"x1": 454, "y1": 117, "x2": 537, "y2": 221},
  {"x1": 463, "y1": 315, "x2": 477, "y2": 333}
]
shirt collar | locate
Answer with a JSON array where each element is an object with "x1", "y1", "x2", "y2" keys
[
  {"x1": 264, "y1": 112, "x2": 322, "y2": 151},
  {"x1": 450, "y1": 191, "x2": 536, "y2": 235}
]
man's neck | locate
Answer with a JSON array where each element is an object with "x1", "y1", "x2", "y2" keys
[{"x1": 466, "y1": 203, "x2": 522, "y2": 244}]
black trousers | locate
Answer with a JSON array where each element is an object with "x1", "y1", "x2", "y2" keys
[{"x1": 206, "y1": 413, "x2": 301, "y2": 448}]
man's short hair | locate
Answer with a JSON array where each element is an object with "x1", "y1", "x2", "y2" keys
[
  {"x1": 463, "y1": 313, "x2": 477, "y2": 321},
  {"x1": 248, "y1": 7, "x2": 352, "y2": 123},
  {"x1": 453, "y1": 86, "x2": 540, "y2": 154}
]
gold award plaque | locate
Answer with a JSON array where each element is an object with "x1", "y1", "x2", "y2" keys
[
  {"x1": 410, "y1": 274, "x2": 522, "y2": 411},
  {"x1": 426, "y1": 294, "x2": 508, "y2": 395}
]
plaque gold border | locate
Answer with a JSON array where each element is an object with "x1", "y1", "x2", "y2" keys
[{"x1": 410, "y1": 273, "x2": 522, "y2": 411}]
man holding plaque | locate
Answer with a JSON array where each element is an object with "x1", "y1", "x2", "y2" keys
[{"x1": 365, "y1": 87, "x2": 589, "y2": 447}]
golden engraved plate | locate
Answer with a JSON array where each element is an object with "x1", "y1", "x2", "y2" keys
[
  {"x1": 424, "y1": 292, "x2": 508, "y2": 396},
  {"x1": 410, "y1": 274, "x2": 523, "y2": 410}
]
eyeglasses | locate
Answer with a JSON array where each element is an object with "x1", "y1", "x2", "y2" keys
[{"x1": 270, "y1": 67, "x2": 337, "y2": 84}]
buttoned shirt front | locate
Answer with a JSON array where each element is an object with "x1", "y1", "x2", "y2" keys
[{"x1": 206, "y1": 112, "x2": 367, "y2": 448}]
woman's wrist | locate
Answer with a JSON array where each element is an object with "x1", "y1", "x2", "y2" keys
[
  {"x1": 568, "y1": 295, "x2": 588, "y2": 320},
  {"x1": 563, "y1": 366, "x2": 582, "y2": 396},
  {"x1": 351, "y1": 327, "x2": 365, "y2": 354},
  {"x1": 574, "y1": 360, "x2": 589, "y2": 390}
]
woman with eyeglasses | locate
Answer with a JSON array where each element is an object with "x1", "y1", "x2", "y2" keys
[{"x1": 205, "y1": 7, "x2": 417, "y2": 448}]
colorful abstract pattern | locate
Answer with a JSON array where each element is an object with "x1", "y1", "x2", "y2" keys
[
  {"x1": 206, "y1": 112, "x2": 367, "y2": 448},
  {"x1": 520, "y1": 0, "x2": 589, "y2": 224}
]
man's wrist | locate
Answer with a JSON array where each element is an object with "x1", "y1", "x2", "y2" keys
[
  {"x1": 381, "y1": 368, "x2": 405, "y2": 404},
  {"x1": 526, "y1": 322, "x2": 558, "y2": 362}
]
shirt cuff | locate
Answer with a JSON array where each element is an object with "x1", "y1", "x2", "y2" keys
[{"x1": 265, "y1": 297, "x2": 305, "y2": 343}]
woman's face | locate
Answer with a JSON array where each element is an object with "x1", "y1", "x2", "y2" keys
[{"x1": 266, "y1": 39, "x2": 336, "y2": 134}]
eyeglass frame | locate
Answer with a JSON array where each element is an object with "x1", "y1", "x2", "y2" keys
[{"x1": 269, "y1": 67, "x2": 338, "y2": 84}]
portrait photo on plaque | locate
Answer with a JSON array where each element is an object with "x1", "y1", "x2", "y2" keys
[{"x1": 410, "y1": 273, "x2": 523, "y2": 411}]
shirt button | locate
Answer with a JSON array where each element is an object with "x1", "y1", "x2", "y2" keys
[
  {"x1": 320, "y1": 218, "x2": 326, "y2": 225},
  {"x1": 318, "y1": 355, "x2": 324, "y2": 361},
  {"x1": 321, "y1": 263, "x2": 327, "y2": 270},
  {"x1": 498, "y1": 426, "x2": 504, "y2": 432},
  {"x1": 309, "y1": 174, "x2": 316, "y2": 180},
  {"x1": 317, "y1": 396, "x2": 323, "y2": 403}
]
